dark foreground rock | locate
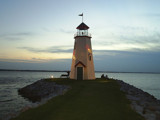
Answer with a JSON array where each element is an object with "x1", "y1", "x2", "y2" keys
[
  {"x1": 18, "y1": 79, "x2": 70, "y2": 102},
  {"x1": 116, "y1": 79, "x2": 160, "y2": 120}
]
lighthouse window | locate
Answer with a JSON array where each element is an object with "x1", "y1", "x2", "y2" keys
[{"x1": 89, "y1": 56, "x2": 91, "y2": 61}]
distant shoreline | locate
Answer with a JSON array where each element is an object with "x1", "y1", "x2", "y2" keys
[{"x1": 0, "y1": 69, "x2": 159, "y2": 74}]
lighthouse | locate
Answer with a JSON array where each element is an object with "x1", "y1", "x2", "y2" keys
[{"x1": 70, "y1": 20, "x2": 95, "y2": 80}]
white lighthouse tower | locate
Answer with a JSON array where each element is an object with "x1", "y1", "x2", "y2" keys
[{"x1": 70, "y1": 21, "x2": 95, "y2": 80}]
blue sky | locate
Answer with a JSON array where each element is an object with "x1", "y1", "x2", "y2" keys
[{"x1": 0, "y1": 0, "x2": 160, "y2": 72}]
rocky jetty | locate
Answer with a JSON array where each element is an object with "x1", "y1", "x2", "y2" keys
[
  {"x1": 117, "y1": 79, "x2": 160, "y2": 120},
  {"x1": 18, "y1": 79, "x2": 70, "y2": 102}
]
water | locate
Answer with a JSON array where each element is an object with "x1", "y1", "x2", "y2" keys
[
  {"x1": 0, "y1": 71, "x2": 66, "y2": 120},
  {"x1": 107, "y1": 73, "x2": 160, "y2": 99},
  {"x1": 96, "y1": 72, "x2": 160, "y2": 99},
  {"x1": 0, "y1": 71, "x2": 160, "y2": 120}
]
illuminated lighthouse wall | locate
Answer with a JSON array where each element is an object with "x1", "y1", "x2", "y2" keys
[{"x1": 70, "y1": 22, "x2": 95, "y2": 80}]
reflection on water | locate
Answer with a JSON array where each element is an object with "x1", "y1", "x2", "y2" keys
[{"x1": 0, "y1": 71, "x2": 160, "y2": 120}]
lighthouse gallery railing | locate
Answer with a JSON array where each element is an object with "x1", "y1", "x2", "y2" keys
[{"x1": 74, "y1": 32, "x2": 91, "y2": 37}]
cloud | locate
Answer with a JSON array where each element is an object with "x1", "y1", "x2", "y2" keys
[
  {"x1": 140, "y1": 13, "x2": 160, "y2": 17},
  {"x1": 118, "y1": 32, "x2": 160, "y2": 44},
  {"x1": 93, "y1": 26, "x2": 160, "y2": 52},
  {"x1": 0, "y1": 59, "x2": 71, "y2": 71},
  {"x1": 59, "y1": 29, "x2": 74, "y2": 34},
  {"x1": 0, "y1": 32, "x2": 35, "y2": 37},
  {"x1": 1, "y1": 50, "x2": 160, "y2": 72},
  {"x1": 94, "y1": 49, "x2": 160, "y2": 57},
  {"x1": 14, "y1": 32, "x2": 35, "y2": 36},
  {"x1": 0, "y1": 32, "x2": 35, "y2": 41},
  {"x1": 93, "y1": 50, "x2": 160, "y2": 72},
  {"x1": 41, "y1": 27, "x2": 51, "y2": 32},
  {"x1": 18, "y1": 45, "x2": 73, "y2": 53},
  {"x1": 0, "y1": 58, "x2": 48, "y2": 63}
]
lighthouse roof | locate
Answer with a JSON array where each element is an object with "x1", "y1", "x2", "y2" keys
[
  {"x1": 75, "y1": 61, "x2": 86, "y2": 67},
  {"x1": 76, "y1": 22, "x2": 89, "y2": 30}
]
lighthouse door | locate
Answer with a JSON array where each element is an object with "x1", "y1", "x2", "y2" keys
[{"x1": 77, "y1": 67, "x2": 83, "y2": 80}]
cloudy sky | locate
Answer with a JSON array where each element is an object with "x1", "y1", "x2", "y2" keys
[{"x1": 0, "y1": 0, "x2": 160, "y2": 72}]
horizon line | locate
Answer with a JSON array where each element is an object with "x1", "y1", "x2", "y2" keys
[{"x1": 0, "y1": 69, "x2": 160, "y2": 74}]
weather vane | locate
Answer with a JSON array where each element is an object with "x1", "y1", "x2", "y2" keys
[{"x1": 79, "y1": 13, "x2": 83, "y2": 22}]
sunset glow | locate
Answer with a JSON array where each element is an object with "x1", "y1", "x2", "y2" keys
[{"x1": 0, "y1": 0, "x2": 160, "y2": 72}]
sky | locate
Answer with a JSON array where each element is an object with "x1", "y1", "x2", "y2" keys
[{"x1": 0, "y1": 0, "x2": 160, "y2": 72}]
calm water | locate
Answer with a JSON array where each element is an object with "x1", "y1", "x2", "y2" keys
[{"x1": 0, "y1": 71, "x2": 160, "y2": 120}]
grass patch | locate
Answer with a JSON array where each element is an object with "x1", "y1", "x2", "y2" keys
[{"x1": 12, "y1": 78, "x2": 144, "y2": 120}]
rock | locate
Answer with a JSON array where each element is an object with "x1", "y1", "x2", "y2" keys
[
  {"x1": 116, "y1": 79, "x2": 160, "y2": 120},
  {"x1": 20, "y1": 106, "x2": 31, "y2": 112},
  {"x1": 18, "y1": 79, "x2": 70, "y2": 102}
]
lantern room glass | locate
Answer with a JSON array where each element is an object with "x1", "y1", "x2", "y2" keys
[{"x1": 75, "y1": 29, "x2": 91, "y2": 37}]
